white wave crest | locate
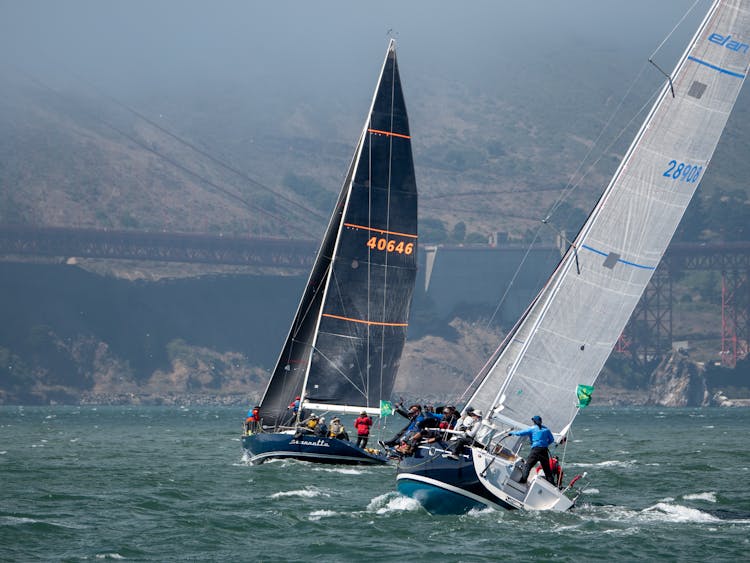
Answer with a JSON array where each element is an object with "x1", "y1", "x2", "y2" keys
[
  {"x1": 0, "y1": 516, "x2": 37, "y2": 526},
  {"x1": 270, "y1": 488, "x2": 329, "y2": 499},
  {"x1": 465, "y1": 505, "x2": 496, "y2": 517},
  {"x1": 683, "y1": 492, "x2": 717, "y2": 503},
  {"x1": 582, "y1": 488, "x2": 599, "y2": 494},
  {"x1": 308, "y1": 510, "x2": 338, "y2": 521},
  {"x1": 95, "y1": 554, "x2": 125, "y2": 560},
  {"x1": 367, "y1": 492, "x2": 422, "y2": 514},
  {"x1": 569, "y1": 459, "x2": 636, "y2": 468},
  {"x1": 641, "y1": 502, "x2": 720, "y2": 523}
]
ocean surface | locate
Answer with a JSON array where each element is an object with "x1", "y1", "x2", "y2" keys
[{"x1": 1, "y1": 405, "x2": 749, "y2": 562}]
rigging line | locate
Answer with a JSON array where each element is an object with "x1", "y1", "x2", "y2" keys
[
  {"x1": 547, "y1": 84, "x2": 660, "y2": 224},
  {"x1": 289, "y1": 268, "x2": 329, "y2": 343},
  {"x1": 311, "y1": 345, "x2": 368, "y2": 397},
  {"x1": 485, "y1": 224, "x2": 545, "y2": 329},
  {"x1": 649, "y1": 0, "x2": 703, "y2": 62},
  {"x1": 12, "y1": 65, "x2": 317, "y2": 239},
  {"x1": 546, "y1": 59, "x2": 653, "y2": 221},
  {"x1": 327, "y1": 232, "x2": 369, "y2": 392},
  {"x1": 548, "y1": 0, "x2": 701, "y2": 223}
]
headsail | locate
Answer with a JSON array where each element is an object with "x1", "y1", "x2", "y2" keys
[
  {"x1": 258, "y1": 40, "x2": 418, "y2": 427},
  {"x1": 469, "y1": 0, "x2": 750, "y2": 437}
]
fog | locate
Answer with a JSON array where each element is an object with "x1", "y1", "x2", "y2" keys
[
  {"x1": 0, "y1": 0, "x2": 720, "y2": 240},
  {"x1": 1, "y1": 0, "x2": 710, "y2": 127}
]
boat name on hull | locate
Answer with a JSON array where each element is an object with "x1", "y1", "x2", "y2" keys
[{"x1": 289, "y1": 438, "x2": 330, "y2": 447}]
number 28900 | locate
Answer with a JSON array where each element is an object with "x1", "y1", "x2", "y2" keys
[
  {"x1": 366, "y1": 237, "x2": 414, "y2": 255},
  {"x1": 663, "y1": 160, "x2": 702, "y2": 183}
]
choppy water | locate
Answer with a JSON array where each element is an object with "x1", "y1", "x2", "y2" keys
[{"x1": 1, "y1": 406, "x2": 749, "y2": 562}]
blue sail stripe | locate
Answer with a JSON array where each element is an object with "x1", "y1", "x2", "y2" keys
[
  {"x1": 581, "y1": 244, "x2": 657, "y2": 270},
  {"x1": 687, "y1": 55, "x2": 746, "y2": 78}
]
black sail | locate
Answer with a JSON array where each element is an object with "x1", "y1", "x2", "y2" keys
[{"x1": 258, "y1": 41, "x2": 417, "y2": 427}]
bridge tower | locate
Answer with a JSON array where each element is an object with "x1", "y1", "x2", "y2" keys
[
  {"x1": 721, "y1": 268, "x2": 749, "y2": 368},
  {"x1": 622, "y1": 265, "x2": 673, "y2": 369},
  {"x1": 618, "y1": 242, "x2": 750, "y2": 370}
]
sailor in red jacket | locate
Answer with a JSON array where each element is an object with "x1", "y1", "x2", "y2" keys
[{"x1": 354, "y1": 411, "x2": 373, "y2": 449}]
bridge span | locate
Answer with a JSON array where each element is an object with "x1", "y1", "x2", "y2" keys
[
  {"x1": 0, "y1": 225, "x2": 317, "y2": 270},
  {"x1": 1, "y1": 224, "x2": 747, "y2": 367}
]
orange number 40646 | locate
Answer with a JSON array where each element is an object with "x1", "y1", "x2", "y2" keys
[{"x1": 366, "y1": 236, "x2": 414, "y2": 255}]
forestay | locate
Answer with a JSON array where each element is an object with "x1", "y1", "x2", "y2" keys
[{"x1": 468, "y1": 0, "x2": 750, "y2": 438}]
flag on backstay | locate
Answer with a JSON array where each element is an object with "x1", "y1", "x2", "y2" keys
[
  {"x1": 576, "y1": 384, "x2": 594, "y2": 408},
  {"x1": 380, "y1": 400, "x2": 394, "y2": 416}
]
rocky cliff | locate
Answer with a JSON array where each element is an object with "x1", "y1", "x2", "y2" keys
[{"x1": 646, "y1": 351, "x2": 710, "y2": 407}]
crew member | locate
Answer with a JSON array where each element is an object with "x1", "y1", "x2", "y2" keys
[{"x1": 508, "y1": 415, "x2": 556, "y2": 484}]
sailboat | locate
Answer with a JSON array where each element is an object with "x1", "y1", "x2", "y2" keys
[
  {"x1": 397, "y1": 0, "x2": 750, "y2": 512},
  {"x1": 242, "y1": 40, "x2": 418, "y2": 465}
]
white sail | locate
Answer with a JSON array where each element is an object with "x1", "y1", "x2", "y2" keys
[{"x1": 469, "y1": 0, "x2": 750, "y2": 437}]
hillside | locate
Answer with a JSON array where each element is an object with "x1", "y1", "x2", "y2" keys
[
  {"x1": 2, "y1": 63, "x2": 749, "y2": 248},
  {"x1": 1, "y1": 1, "x2": 749, "y2": 406}
]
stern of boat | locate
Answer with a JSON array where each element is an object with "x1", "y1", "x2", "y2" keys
[{"x1": 472, "y1": 447, "x2": 576, "y2": 512}]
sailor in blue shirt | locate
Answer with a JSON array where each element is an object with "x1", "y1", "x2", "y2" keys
[{"x1": 509, "y1": 415, "x2": 556, "y2": 485}]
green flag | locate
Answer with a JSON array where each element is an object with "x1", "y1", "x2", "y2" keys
[
  {"x1": 576, "y1": 384, "x2": 594, "y2": 408},
  {"x1": 380, "y1": 400, "x2": 394, "y2": 416}
]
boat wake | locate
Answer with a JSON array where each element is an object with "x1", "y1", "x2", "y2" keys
[{"x1": 367, "y1": 492, "x2": 422, "y2": 515}]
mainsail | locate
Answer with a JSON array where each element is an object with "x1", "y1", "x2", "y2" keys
[
  {"x1": 469, "y1": 0, "x2": 750, "y2": 438},
  {"x1": 258, "y1": 40, "x2": 418, "y2": 427}
]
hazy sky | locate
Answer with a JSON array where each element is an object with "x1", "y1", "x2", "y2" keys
[
  {"x1": 0, "y1": 0, "x2": 717, "y2": 233},
  {"x1": 1, "y1": 1, "x2": 709, "y2": 108}
]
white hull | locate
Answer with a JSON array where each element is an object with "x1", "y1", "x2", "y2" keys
[{"x1": 472, "y1": 447, "x2": 576, "y2": 512}]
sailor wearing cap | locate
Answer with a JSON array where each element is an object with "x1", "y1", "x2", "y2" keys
[
  {"x1": 443, "y1": 407, "x2": 483, "y2": 460},
  {"x1": 328, "y1": 416, "x2": 349, "y2": 440},
  {"x1": 508, "y1": 415, "x2": 556, "y2": 485}
]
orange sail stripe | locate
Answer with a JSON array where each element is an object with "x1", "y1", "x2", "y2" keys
[
  {"x1": 367, "y1": 128, "x2": 411, "y2": 140},
  {"x1": 343, "y1": 223, "x2": 418, "y2": 239},
  {"x1": 322, "y1": 313, "x2": 408, "y2": 327}
]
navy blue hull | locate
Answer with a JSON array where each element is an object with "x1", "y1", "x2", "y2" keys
[
  {"x1": 242, "y1": 432, "x2": 388, "y2": 465},
  {"x1": 396, "y1": 443, "x2": 514, "y2": 514}
]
